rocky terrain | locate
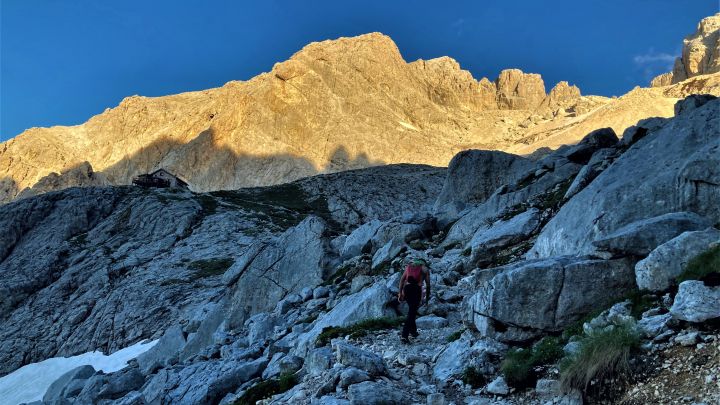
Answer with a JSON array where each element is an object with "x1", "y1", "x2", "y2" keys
[
  {"x1": 0, "y1": 93, "x2": 718, "y2": 405},
  {"x1": 2, "y1": 14, "x2": 719, "y2": 204},
  {"x1": 1, "y1": 12, "x2": 720, "y2": 405}
]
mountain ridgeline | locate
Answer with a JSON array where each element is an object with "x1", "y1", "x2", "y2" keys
[{"x1": 0, "y1": 12, "x2": 720, "y2": 405}]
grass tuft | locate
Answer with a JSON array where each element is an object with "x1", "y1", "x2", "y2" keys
[
  {"x1": 188, "y1": 257, "x2": 234, "y2": 278},
  {"x1": 501, "y1": 336, "x2": 564, "y2": 388},
  {"x1": 446, "y1": 328, "x2": 465, "y2": 343},
  {"x1": 462, "y1": 366, "x2": 486, "y2": 388},
  {"x1": 676, "y1": 244, "x2": 720, "y2": 284},
  {"x1": 559, "y1": 323, "x2": 640, "y2": 393},
  {"x1": 316, "y1": 316, "x2": 405, "y2": 346},
  {"x1": 233, "y1": 372, "x2": 298, "y2": 405}
]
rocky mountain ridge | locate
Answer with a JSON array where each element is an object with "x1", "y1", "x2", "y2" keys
[
  {"x1": 1, "y1": 94, "x2": 718, "y2": 405},
  {"x1": 3, "y1": 18, "x2": 720, "y2": 204}
]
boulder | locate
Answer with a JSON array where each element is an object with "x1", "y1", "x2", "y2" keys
[
  {"x1": 341, "y1": 220, "x2": 383, "y2": 259},
  {"x1": 142, "y1": 357, "x2": 267, "y2": 404},
  {"x1": 635, "y1": 229, "x2": 720, "y2": 291},
  {"x1": 137, "y1": 325, "x2": 186, "y2": 375},
  {"x1": 468, "y1": 208, "x2": 542, "y2": 265},
  {"x1": 432, "y1": 336, "x2": 506, "y2": 381},
  {"x1": 563, "y1": 148, "x2": 616, "y2": 199},
  {"x1": 371, "y1": 239, "x2": 405, "y2": 269},
  {"x1": 338, "y1": 367, "x2": 371, "y2": 388},
  {"x1": 179, "y1": 302, "x2": 225, "y2": 361},
  {"x1": 294, "y1": 283, "x2": 395, "y2": 356},
  {"x1": 592, "y1": 212, "x2": 711, "y2": 257},
  {"x1": 347, "y1": 381, "x2": 410, "y2": 405},
  {"x1": 466, "y1": 257, "x2": 636, "y2": 340},
  {"x1": 559, "y1": 127, "x2": 618, "y2": 165},
  {"x1": 670, "y1": 281, "x2": 720, "y2": 322},
  {"x1": 433, "y1": 150, "x2": 532, "y2": 211},
  {"x1": 226, "y1": 216, "x2": 334, "y2": 328},
  {"x1": 43, "y1": 365, "x2": 96, "y2": 401},
  {"x1": 485, "y1": 376, "x2": 509, "y2": 395},
  {"x1": 304, "y1": 347, "x2": 334, "y2": 375},
  {"x1": 529, "y1": 98, "x2": 720, "y2": 258},
  {"x1": 415, "y1": 315, "x2": 448, "y2": 329},
  {"x1": 333, "y1": 340, "x2": 387, "y2": 376}
]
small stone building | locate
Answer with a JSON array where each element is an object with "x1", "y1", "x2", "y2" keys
[{"x1": 132, "y1": 169, "x2": 189, "y2": 189}]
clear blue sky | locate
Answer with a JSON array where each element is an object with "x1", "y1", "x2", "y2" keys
[{"x1": 1, "y1": 0, "x2": 717, "y2": 141}]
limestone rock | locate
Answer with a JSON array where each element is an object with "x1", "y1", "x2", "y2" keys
[
  {"x1": 43, "y1": 365, "x2": 96, "y2": 401},
  {"x1": 592, "y1": 212, "x2": 711, "y2": 257},
  {"x1": 137, "y1": 325, "x2": 186, "y2": 375},
  {"x1": 332, "y1": 340, "x2": 387, "y2": 376},
  {"x1": 467, "y1": 257, "x2": 636, "y2": 340},
  {"x1": 347, "y1": 381, "x2": 410, "y2": 405},
  {"x1": 433, "y1": 150, "x2": 532, "y2": 211},
  {"x1": 529, "y1": 98, "x2": 720, "y2": 258},
  {"x1": 635, "y1": 229, "x2": 720, "y2": 291},
  {"x1": 495, "y1": 69, "x2": 546, "y2": 110},
  {"x1": 670, "y1": 281, "x2": 720, "y2": 322}
]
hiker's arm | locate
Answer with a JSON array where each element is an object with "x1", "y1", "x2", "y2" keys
[
  {"x1": 398, "y1": 272, "x2": 406, "y2": 299},
  {"x1": 424, "y1": 269, "x2": 431, "y2": 303}
]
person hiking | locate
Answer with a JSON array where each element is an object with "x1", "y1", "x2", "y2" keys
[{"x1": 398, "y1": 258, "x2": 431, "y2": 343}]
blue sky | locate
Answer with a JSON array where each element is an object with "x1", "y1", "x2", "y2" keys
[{"x1": 1, "y1": 0, "x2": 717, "y2": 141}]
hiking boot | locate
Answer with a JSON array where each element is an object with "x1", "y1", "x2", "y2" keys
[
  {"x1": 410, "y1": 331, "x2": 419, "y2": 338},
  {"x1": 400, "y1": 336, "x2": 410, "y2": 344}
]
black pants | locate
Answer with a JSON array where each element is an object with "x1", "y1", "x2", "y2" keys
[{"x1": 402, "y1": 283, "x2": 422, "y2": 339}]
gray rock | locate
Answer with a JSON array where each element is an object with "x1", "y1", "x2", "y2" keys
[
  {"x1": 341, "y1": 220, "x2": 383, "y2": 259},
  {"x1": 301, "y1": 287, "x2": 314, "y2": 301},
  {"x1": 350, "y1": 275, "x2": 373, "y2": 294},
  {"x1": 466, "y1": 257, "x2": 636, "y2": 340},
  {"x1": 485, "y1": 376, "x2": 509, "y2": 395},
  {"x1": 347, "y1": 381, "x2": 410, "y2": 405},
  {"x1": 635, "y1": 229, "x2": 720, "y2": 291},
  {"x1": 434, "y1": 150, "x2": 532, "y2": 211},
  {"x1": 535, "y1": 378, "x2": 561, "y2": 397},
  {"x1": 670, "y1": 281, "x2": 720, "y2": 322},
  {"x1": 142, "y1": 357, "x2": 267, "y2": 404},
  {"x1": 313, "y1": 286, "x2": 331, "y2": 299},
  {"x1": 179, "y1": 301, "x2": 226, "y2": 362},
  {"x1": 304, "y1": 347, "x2": 334, "y2": 375},
  {"x1": 674, "y1": 331, "x2": 700, "y2": 346},
  {"x1": 295, "y1": 283, "x2": 394, "y2": 356},
  {"x1": 592, "y1": 212, "x2": 711, "y2": 256},
  {"x1": 226, "y1": 216, "x2": 334, "y2": 329},
  {"x1": 426, "y1": 392, "x2": 446, "y2": 405},
  {"x1": 338, "y1": 367, "x2": 371, "y2": 388},
  {"x1": 43, "y1": 365, "x2": 96, "y2": 401},
  {"x1": 563, "y1": 148, "x2": 616, "y2": 199},
  {"x1": 333, "y1": 340, "x2": 387, "y2": 376},
  {"x1": 637, "y1": 313, "x2": 674, "y2": 339},
  {"x1": 109, "y1": 390, "x2": 146, "y2": 405},
  {"x1": 245, "y1": 313, "x2": 282, "y2": 344},
  {"x1": 432, "y1": 336, "x2": 506, "y2": 381},
  {"x1": 559, "y1": 127, "x2": 619, "y2": 165},
  {"x1": 137, "y1": 325, "x2": 186, "y2": 375},
  {"x1": 415, "y1": 315, "x2": 448, "y2": 329},
  {"x1": 315, "y1": 395, "x2": 352, "y2": 405},
  {"x1": 529, "y1": 98, "x2": 720, "y2": 258},
  {"x1": 468, "y1": 208, "x2": 541, "y2": 266},
  {"x1": 371, "y1": 239, "x2": 405, "y2": 270}
]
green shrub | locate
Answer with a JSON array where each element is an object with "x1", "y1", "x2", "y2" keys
[
  {"x1": 446, "y1": 328, "x2": 465, "y2": 343},
  {"x1": 316, "y1": 316, "x2": 405, "y2": 346},
  {"x1": 559, "y1": 323, "x2": 640, "y2": 392},
  {"x1": 676, "y1": 245, "x2": 720, "y2": 284},
  {"x1": 462, "y1": 366, "x2": 486, "y2": 388},
  {"x1": 461, "y1": 248, "x2": 471, "y2": 257},
  {"x1": 233, "y1": 372, "x2": 298, "y2": 405},
  {"x1": 501, "y1": 336, "x2": 563, "y2": 388},
  {"x1": 188, "y1": 257, "x2": 234, "y2": 278},
  {"x1": 196, "y1": 194, "x2": 218, "y2": 215}
]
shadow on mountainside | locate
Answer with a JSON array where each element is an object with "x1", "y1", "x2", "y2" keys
[{"x1": 1, "y1": 128, "x2": 387, "y2": 203}]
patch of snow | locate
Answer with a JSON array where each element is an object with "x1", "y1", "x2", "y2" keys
[
  {"x1": 398, "y1": 121, "x2": 419, "y2": 131},
  {"x1": 0, "y1": 339, "x2": 157, "y2": 405}
]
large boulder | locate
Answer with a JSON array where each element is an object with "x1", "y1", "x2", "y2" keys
[
  {"x1": 557, "y1": 127, "x2": 618, "y2": 165},
  {"x1": 592, "y1": 212, "x2": 711, "y2": 257},
  {"x1": 43, "y1": 365, "x2": 96, "y2": 401},
  {"x1": 433, "y1": 150, "x2": 532, "y2": 211},
  {"x1": 142, "y1": 357, "x2": 267, "y2": 404},
  {"x1": 670, "y1": 281, "x2": 720, "y2": 322},
  {"x1": 294, "y1": 283, "x2": 395, "y2": 356},
  {"x1": 137, "y1": 325, "x2": 187, "y2": 375},
  {"x1": 432, "y1": 335, "x2": 506, "y2": 381},
  {"x1": 529, "y1": 98, "x2": 720, "y2": 258},
  {"x1": 468, "y1": 208, "x2": 542, "y2": 266},
  {"x1": 341, "y1": 220, "x2": 383, "y2": 259},
  {"x1": 466, "y1": 257, "x2": 636, "y2": 341},
  {"x1": 347, "y1": 381, "x2": 411, "y2": 405},
  {"x1": 635, "y1": 229, "x2": 720, "y2": 291},
  {"x1": 332, "y1": 341, "x2": 387, "y2": 376},
  {"x1": 225, "y1": 216, "x2": 334, "y2": 328}
]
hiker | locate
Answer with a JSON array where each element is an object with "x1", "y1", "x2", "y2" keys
[{"x1": 398, "y1": 258, "x2": 431, "y2": 343}]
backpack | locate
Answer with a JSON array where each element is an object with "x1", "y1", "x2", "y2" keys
[{"x1": 405, "y1": 264, "x2": 424, "y2": 285}]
